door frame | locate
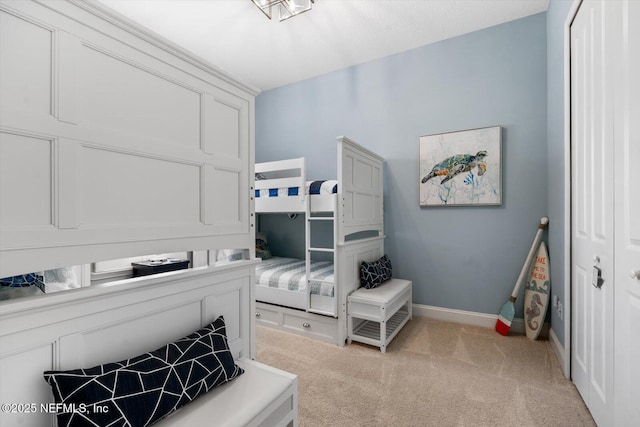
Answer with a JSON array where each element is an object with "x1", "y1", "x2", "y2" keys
[{"x1": 562, "y1": 0, "x2": 583, "y2": 379}]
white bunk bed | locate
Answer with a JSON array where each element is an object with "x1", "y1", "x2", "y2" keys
[
  {"x1": 0, "y1": 1, "x2": 297, "y2": 425},
  {"x1": 254, "y1": 136, "x2": 385, "y2": 345}
]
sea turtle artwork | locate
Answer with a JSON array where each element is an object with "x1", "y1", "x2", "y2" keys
[
  {"x1": 419, "y1": 126, "x2": 501, "y2": 206},
  {"x1": 421, "y1": 151, "x2": 488, "y2": 185}
]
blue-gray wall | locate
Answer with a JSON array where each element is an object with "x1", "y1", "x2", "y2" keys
[
  {"x1": 256, "y1": 13, "x2": 547, "y2": 319},
  {"x1": 546, "y1": 0, "x2": 574, "y2": 346}
]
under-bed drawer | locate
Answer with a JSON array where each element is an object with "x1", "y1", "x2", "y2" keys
[
  {"x1": 255, "y1": 305, "x2": 280, "y2": 327},
  {"x1": 282, "y1": 312, "x2": 336, "y2": 341},
  {"x1": 255, "y1": 302, "x2": 342, "y2": 345}
]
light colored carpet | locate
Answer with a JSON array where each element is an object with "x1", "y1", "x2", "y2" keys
[{"x1": 256, "y1": 317, "x2": 595, "y2": 427}]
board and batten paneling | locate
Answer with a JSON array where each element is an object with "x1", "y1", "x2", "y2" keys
[{"x1": 0, "y1": 0, "x2": 257, "y2": 277}]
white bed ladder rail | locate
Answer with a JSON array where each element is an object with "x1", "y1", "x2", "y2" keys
[{"x1": 305, "y1": 195, "x2": 338, "y2": 317}]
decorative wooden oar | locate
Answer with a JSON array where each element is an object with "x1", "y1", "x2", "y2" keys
[{"x1": 495, "y1": 217, "x2": 549, "y2": 336}]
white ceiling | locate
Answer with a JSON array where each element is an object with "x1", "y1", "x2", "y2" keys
[{"x1": 97, "y1": 0, "x2": 549, "y2": 92}]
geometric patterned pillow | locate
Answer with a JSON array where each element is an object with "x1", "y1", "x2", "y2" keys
[
  {"x1": 43, "y1": 316, "x2": 243, "y2": 427},
  {"x1": 360, "y1": 255, "x2": 393, "y2": 289},
  {"x1": 360, "y1": 259, "x2": 384, "y2": 289},
  {"x1": 379, "y1": 254, "x2": 392, "y2": 281},
  {"x1": 0, "y1": 272, "x2": 45, "y2": 292}
]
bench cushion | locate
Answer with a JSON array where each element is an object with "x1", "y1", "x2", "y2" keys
[
  {"x1": 350, "y1": 278, "x2": 412, "y2": 304},
  {"x1": 43, "y1": 316, "x2": 242, "y2": 427},
  {"x1": 154, "y1": 359, "x2": 297, "y2": 427}
]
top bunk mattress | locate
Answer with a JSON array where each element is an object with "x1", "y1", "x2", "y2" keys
[{"x1": 255, "y1": 180, "x2": 337, "y2": 199}]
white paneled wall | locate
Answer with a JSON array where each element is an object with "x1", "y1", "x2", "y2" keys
[{"x1": 0, "y1": 0, "x2": 257, "y2": 278}]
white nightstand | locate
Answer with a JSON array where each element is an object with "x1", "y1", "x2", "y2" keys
[{"x1": 347, "y1": 279, "x2": 412, "y2": 353}]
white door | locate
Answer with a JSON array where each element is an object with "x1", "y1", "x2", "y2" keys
[
  {"x1": 613, "y1": 1, "x2": 640, "y2": 425},
  {"x1": 570, "y1": 0, "x2": 615, "y2": 425}
]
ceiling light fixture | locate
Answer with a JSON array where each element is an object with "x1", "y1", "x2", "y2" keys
[{"x1": 251, "y1": 0, "x2": 314, "y2": 22}]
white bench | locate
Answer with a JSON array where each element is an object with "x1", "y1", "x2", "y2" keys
[
  {"x1": 347, "y1": 279, "x2": 412, "y2": 353},
  {"x1": 155, "y1": 358, "x2": 298, "y2": 427}
]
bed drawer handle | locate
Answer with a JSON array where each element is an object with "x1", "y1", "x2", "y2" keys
[
  {"x1": 255, "y1": 312, "x2": 261, "y2": 318},
  {"x1": 302, "y1": 322, "x2": 311, "y2": 328}
]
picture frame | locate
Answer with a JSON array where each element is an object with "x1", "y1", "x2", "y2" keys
[{"x1": 419, "y1": 126, "x2": 502, "y2": 206}]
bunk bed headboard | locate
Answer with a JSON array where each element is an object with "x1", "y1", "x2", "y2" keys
[{"x1": 337, "y1": 136, "x2": 384, "y2": 241}]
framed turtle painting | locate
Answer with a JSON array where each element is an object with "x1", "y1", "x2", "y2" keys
[{"x1": 419, "y1": 126, "x2": 501, "y2": 206}]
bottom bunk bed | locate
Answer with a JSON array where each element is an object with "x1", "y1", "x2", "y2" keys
[
  {"x1": 255, "y1": 256, "x2": 336, "y2": 314},
  {"x1": 255, "y1": 236, "x2": 385, "y2": 346}
]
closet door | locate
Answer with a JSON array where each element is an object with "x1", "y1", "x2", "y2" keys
[
  {"x1": 570, "y1": 0, "x2": 615, "y2": 425},
  {"x1": 613, "y1": 0, "x2": 640, "y2": 425}
]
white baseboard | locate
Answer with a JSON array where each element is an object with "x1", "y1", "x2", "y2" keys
[
  {"x1": 411, "y1": 303, "x2": 554, "y2": 337},
  {"x1": 549, "y1": 327, "x2": 569, "y2": 378}
]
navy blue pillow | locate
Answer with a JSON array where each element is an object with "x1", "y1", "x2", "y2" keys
[
  {"x1": 0, "y1": 272, "x2": 45, "y2": 292},
  {"x1": 43, "y1": 316, "x2": 242, "y2": 427},
  {"x1": 379, "y1": 254, "x2": 392, "y2": 281},
  {"x1": 360, "y1": 255, "x2": 392, "y2": 289}
]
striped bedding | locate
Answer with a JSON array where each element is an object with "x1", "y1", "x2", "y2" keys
[
  {"x1": 255, "y1": 180, "x2": 338, "y2": 198},
  {"x1": 255, "y1": 257, "x2": 335, "y2": 297}
]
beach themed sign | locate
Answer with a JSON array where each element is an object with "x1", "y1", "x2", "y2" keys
[{"x1": 524, "y1": 241, "x2": 551, "y2": 340}]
